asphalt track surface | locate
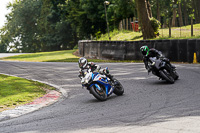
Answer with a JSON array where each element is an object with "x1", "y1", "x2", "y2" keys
[{"x1": 0, "y1": 61, "x2": 200, "y2": 133}]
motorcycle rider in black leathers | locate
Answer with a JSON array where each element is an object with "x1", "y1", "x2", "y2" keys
[
  {"x1": 140, "y1": 46, "x2": 175, "y2": 73},
  {"x1": 78, "y1": 57, "x2": 114, "y2": 82}
]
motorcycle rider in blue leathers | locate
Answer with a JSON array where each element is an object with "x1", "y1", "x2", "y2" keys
[{"x1": 78, "y1": 57, "x2": 114, "y2": 81}]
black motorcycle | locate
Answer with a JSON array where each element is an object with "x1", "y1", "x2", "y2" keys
[{"x1": 148, "y1": 57, "x2": 179, "y2": 84}]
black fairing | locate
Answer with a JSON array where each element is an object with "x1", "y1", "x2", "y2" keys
[{"x1": 149, "y1": 57, "x2": 167, "y2": 76}]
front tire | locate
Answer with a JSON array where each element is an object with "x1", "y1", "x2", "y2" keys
[
  {"x1": 159, "y1": 69, "x2": 175, "y2": 84},
  {"x1": 113, "y1": 78, "x2": 124, "y2": 96},
  {"x1": 90, "y1": 84, "x2": 107, "y2": 101},
  {"x1": 172, "y1": 70, "x2": 179, "y2": 80}
]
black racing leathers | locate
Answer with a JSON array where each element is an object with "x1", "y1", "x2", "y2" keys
[
  {"x1": 143, "y1": 48, "x2": 163, "y2": 71},
  {"x1": 78, "y1": 62, "x2": 114, "y2": 81},
  {"x1": 78, "y1": 62, "x2": 100, "y2": 78}
]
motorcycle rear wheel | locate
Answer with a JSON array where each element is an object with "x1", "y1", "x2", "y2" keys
[
  {"x1": 113, "y1": 78, "x2": 124, "y2": 96},
  {"x1": 159, "y1": 69, "x2": 175, "y2": 84},
  {"x1": 90, "y1": 84, "x2": 107, "y2": 101}
]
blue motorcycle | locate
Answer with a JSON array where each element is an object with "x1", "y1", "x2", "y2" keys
[{"x1": 81, "y1": 69, "x2": 124, "y2": 101}]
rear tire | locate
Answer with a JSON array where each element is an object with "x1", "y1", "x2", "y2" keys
[
  {"x1": 113, "y1": 78, "x2": 124, "y2": 96},
  {"x1": 90, "y1": 84, "x2": 107, "y2": 101},
  {"x1": 159, "y1": 70, "x2": 175, "y2": 84}
]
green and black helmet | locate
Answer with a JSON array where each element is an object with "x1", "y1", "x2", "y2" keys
[{"x1": 140, "y1": 46, "x2": 149, "y2": 56}]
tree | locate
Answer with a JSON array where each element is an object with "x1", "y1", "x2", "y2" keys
[
  {"x1": 2, "y1": 0, "x2": 200, "y2": 52},
  {"x1": 183, "y1": 0, "x2": 189, "y2": 25},
  {"x1": 43, "y1": 0, "x2": 73, "y2": 51},
  {"x1": 178, "y1": 1, "x2": 183, "y2": 26},
  {"x1": 136, "y1": 0, "x2": 156, "y2": 39},
  {"x1": 109, "y1": 0, "x2": 136, "y2": 30},
  {"x1": 172, "y1": 0, "x2": 178, "y2": 27},
  {"x1": 0, "y1": 0, "x2": 76, "y2": 52},
  {"x1": 192, "y1": 0, "x2": 200, "y2": 23},
  {"x1": 156, "y1": 0, "x2": 160, "y2": 22},
  {"x1": 0, "y1": 0, "x2": 43, "y2": 52},
  {"x1": 146, "y1": 0, "x2": 152, "y2": 18},
  {"x1": 0, "y1": 35, "x2": 7, "y2": 52}
]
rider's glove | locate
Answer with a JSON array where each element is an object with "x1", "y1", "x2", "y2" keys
[
  {"x1": 81, "y1": 78, "x2": 84, "y2": 84},
  {"x1": 103, "y1": 68, "x2": 109, "y2": 74},
  {"x1": 160, "y1": 56, "x2": 165, "y2": 61},
  {"x1": 99, "y1": 67, "x2": 109, "y2": 75}
]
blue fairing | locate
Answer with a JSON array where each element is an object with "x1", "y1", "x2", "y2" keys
[
  {"x1": 89, "y1": 72, "x2": 113, "y2": 96},
  {"x1": 92, "y1": 72, "x2": 99, "y2": 79}
]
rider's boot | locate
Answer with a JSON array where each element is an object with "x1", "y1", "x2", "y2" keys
[
  {"x1": 106, "y1": 74, "x2": 114, "y2": 81},
  {"x1": 106, "y1": 74, "x2": 115, "y2": 87}
]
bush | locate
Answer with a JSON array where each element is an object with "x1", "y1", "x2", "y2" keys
[{"x1": 150, "y1": 17, "x2": 161, "y2": 36}]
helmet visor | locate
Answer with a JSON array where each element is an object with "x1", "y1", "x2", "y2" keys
[
  {"x1": 79, "y1": 58, "x2": 87, "y2": 68},
  {"x1": 142, "y1": 51, "x2": 147, "y2": 55},
  {"x1": 79, "y1": 62, "x2": 85, "y2": 68}
]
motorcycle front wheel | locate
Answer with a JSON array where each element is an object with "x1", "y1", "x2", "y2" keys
[
  {"x1": 113, "y1": 78, "x2": 124, "y2": 96},
  {"x1": 172, "y1": 70, "x2": 179, "y2": 80},
  {"x1": 159, "y1": 69, "x2": 175, "y2": 84},
  {"x1": 90, "y1": 84, "x2": 107, "y2": 101}
]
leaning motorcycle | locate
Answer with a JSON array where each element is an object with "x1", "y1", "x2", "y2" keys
[
  {"x1": 148, "y1": 57, "x2": 179, "y2": 84},
  {"x1": 80, "y1": 69, "x2": 124, "y2": 101}
]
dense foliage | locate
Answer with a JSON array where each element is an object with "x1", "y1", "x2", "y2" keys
[
  {"x1": 150, "y1": 17, "x2": 161, "y2": 36},
  {"x1": 0, "y1": 0, "x2": 199, "y2": 52}
]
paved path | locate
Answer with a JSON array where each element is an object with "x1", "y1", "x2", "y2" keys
[
  {"x1": 0, "y1": 53, "x2": 27, "y2": 58},
  {"x1": 0, "y1": 61, "x2": 200, "y2": 133}
]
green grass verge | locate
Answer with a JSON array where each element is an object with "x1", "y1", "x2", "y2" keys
[
  {"x1": 2, "y1": 50, "x2": 79, "y2": 62},
  {"x1": 98, "y1": 29, "x2": 143, "y2": 41},
  {"x1": 0, "y1": 74, "x2": 55, "y2": 112},
  {"x1": 98, "y1": 23, "x2": 200, "y2": 41},
  {"x1": 1, "y1": 49, "x2": 194, "y2": 63},
  {"x1": 1, "y1": 49, "x2": 142, "y2": 63}
]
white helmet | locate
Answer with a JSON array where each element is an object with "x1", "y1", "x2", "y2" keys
[{"x1": 78, "y1": 57, "x2": 88, "y2": 69}]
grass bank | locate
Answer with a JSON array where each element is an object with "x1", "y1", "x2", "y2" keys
[
  {"x1": 98, "y1": 29, "x2": 143, "y2": 41},
  {"x1": 98, "y1": 24, "x2": 200, "y2": 41},
  {"x1": 1, "y1": 49, "x2": 142, "y2": 63},
  {"x1": 0, "y1": 74, "x2": 55, "y2": 112},
  {"x1": 2, "y1": 50, "x2": 79, "y2": 62}
]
